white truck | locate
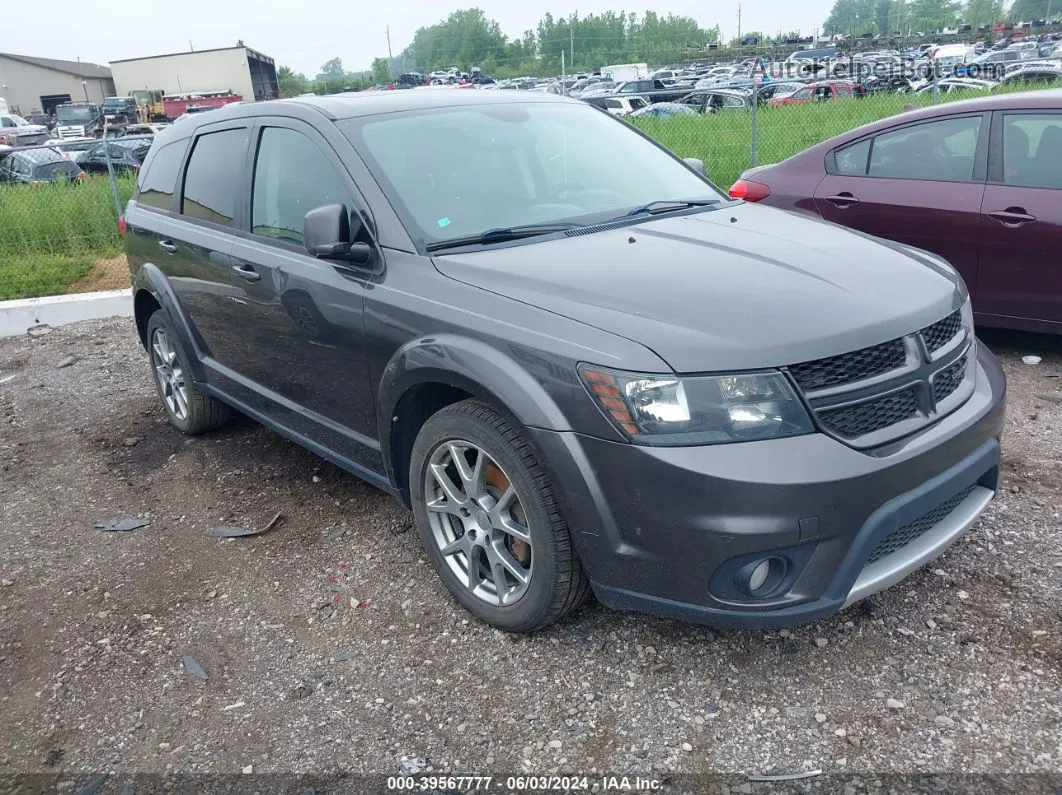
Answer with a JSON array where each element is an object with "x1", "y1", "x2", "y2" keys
[{"x1": 600, "y1": 63, "x2": 649, "y2": 82}]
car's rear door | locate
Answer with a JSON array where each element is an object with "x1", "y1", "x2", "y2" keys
[
  {"x1": 127, "y1": 120, "x2": 250, "y2": 377},
  {"x1": 813, "y1": 113, "x2": 988, "y2": 294},
  {"x1": 224, "y1": 116, "x2": 382, "y2": 471},
  {"x1": 976, "y1": 109, "x2": 1062, "y2": 332}
]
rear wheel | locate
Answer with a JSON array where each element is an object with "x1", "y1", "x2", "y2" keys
[
  {"x1": 146, "y1": 310, "x2": 230, "y2": 435},
  {"x1": 410, "y1": 400, "x2": 590, "y2": 632}
]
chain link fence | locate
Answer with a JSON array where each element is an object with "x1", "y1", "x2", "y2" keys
[
  {"x1": 0, "y1": 138, "x2": 139, "y2": 301},
  {"x1": 1, "y1": 73, "x2": 1060, "y2": 302}
]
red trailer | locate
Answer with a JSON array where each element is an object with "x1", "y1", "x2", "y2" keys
[{"x1": 162, "y1": 91, "x2": 242, "y2": 120}]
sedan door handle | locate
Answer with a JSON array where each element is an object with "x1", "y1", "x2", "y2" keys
[
  {"x1": 987, "y1": 208, "x2": 1036, "y2": 227},
  {"x1": 231, "y1": 264, "x2": 261, "y2": 283},
  {"x1": 825, "y1": 193, "x2": 860, "y2": 208},
  {"x1": 158, "y1": 240, "x2": 178, "y2": 254}
]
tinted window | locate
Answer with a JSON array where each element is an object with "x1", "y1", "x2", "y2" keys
[
  {"x1": 834, "y1": 138, "x2": 872, "y2": 175},
  {"x1": 138, "y1": 140, "x2": 186, "y2": 211},
  {"x1": 181, "y1": 128, "x2": 248, "y2": 226},
  {"x1": 868, "y1": 116, "x2": 982, "y2": 181},
  {"x1": 1002, "y1": 113, "x2": 1062, "y2": 190},
  {"x1": 251, "y1": 127, "x2": 349, "y2": 246}
]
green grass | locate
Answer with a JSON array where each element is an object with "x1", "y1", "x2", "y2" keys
[
  {"x1": 630, "y1": 82, "x2": 1055, "y2": 190},
  {"x1": 0, "y1": 173, "x2": 135, "y2": 300}
]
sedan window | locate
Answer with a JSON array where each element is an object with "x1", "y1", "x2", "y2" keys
[
  {"x1": 1002, "y1": 114, "x2": 1062, "y2": 190},
  {"x1": 833, "y1": 138, "x2": 872, "y2": 175},
  {"x1": 868, "y1": 116, "x2": 983, "y2": 182}
]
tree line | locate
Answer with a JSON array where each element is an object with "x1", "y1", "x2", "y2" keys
[{"x1": 277, "y1": 2, "x2": 1056, "y2": 97}]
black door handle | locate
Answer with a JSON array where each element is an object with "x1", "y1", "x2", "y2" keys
[
  {"x1": 232, "y1": 264, "x2": 261, "y2": 283},
  {"x1": 825, "y1": 193, "x2": 860, "y2": 208},
  {"x1": 158, "y1": 240, "x2": 178, "y2": 254},
  {"x1": 987, "y1": 208, "x2": 1036, "y2": 227}
]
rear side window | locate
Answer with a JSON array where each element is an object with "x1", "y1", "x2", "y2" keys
[
  {"x1": 181, "y1": 128, "x2": 248, "y2": 227},
  {"x1": 137, "y1": 140, "x2": 186, "y2": 211},
  {"x1": 868, "y1": 116, "x2": 982, "y2": 181},
  {"x1": 251, "y1": 127, "x2": 349, "y2": 246}
]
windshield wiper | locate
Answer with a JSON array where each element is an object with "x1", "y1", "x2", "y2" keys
[
  {"x1": 426, "y1": 222, "x2": 581, "y2": 253},
  {"x1": 624, "y1": 198, "x2": 721, "y2": 217}
]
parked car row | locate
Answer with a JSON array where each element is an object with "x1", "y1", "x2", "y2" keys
[{"x1": 0, "y1": 134, "x2": 154, "y2": 185}]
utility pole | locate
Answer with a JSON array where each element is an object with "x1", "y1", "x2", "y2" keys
[
  {"x1": 570, "y1": 13, "x2": 575, "y2": 70},
  {"x1": 737, "y1": 4, "x2": 742, "y2": 43},
  {"x1": 386, "y1": 26, "x2": 393, "y2": 59}
]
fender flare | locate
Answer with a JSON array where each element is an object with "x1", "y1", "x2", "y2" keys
[
  {"x1": 132, "y1": 262, "x2": 209, "y2": 383},
  {"x1": 377, "y1": 333, "x2": 574, "y2": 484}
]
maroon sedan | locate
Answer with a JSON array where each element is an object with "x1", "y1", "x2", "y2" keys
[{"x1": 730, "y1": 89, "x2": 1062, "y2": 334}]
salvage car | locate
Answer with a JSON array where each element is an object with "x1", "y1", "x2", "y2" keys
[
  {"x1": 730, "y1": 89, "x2": 1062, "y2": 334},
  {"x1": 0, "y1": 147, "x2": 83, "y2": 184},
  {"x1": 124, "y1": 91, "x2": 1005, "y2": 632},
  {"x1": 78, "y1": 136, "x2": 153, "y2": 175}
]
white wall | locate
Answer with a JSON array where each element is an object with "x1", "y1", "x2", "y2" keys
[{"x1": 111, "y1": 49, "x2": 254, "y2": 100}]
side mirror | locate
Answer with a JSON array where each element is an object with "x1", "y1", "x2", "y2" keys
[
  {"x1": 304, "y1": 203, "x2": 372, "y2": 265},
  {"x1": 683, "y1": 157, "x2": 706, "y2": 176}
]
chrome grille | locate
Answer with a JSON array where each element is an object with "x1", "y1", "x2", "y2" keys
[
  {"x1": 865, "y1": 485, "x2": 976, "y2": 566},
  {"x1": 818, "y1": 389, "x2": 919, "y2": 438},
  {"x1": 919, "y1": 310, "x2": 962, "y2": 354},
  {"x1": 932, "y1": 354, "x2": 968, "y2": 403},
  {"x1": 788, "y1": 338, "x2": 907, "y2": 391}
]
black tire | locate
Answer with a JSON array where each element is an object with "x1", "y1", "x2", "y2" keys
[
  {"x1": 410, "y1": 399, "x2": 590, "y2": 633},
  {"x1": 145, "y1": 310, "x2": 230, "y2": 435}
]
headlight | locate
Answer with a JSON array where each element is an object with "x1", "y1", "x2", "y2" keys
[{"x1": 579, "y1": 366, "x2": 815, "y2": 446}]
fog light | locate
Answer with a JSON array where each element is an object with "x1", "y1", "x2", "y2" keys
[{"x1": 748, "y1": 560, "x2": 771, "y2": 592}]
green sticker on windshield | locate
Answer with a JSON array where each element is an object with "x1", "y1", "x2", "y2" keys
[{"x1": 437, "y1": 217, "x2": 451, "y2": 229}]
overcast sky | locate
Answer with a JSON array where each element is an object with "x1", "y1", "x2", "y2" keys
[{"x1": 6, "y1": 0, "x2": 834, "y2": 77}]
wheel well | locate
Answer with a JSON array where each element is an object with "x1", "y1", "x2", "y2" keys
[
  {"x1": 390, "y1": 383, "x2": 473, "y2": 506},
  {"x1": 134, "y1": 290, "x2": 161, "y2": 348}
]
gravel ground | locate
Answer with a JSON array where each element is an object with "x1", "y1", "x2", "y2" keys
[{"x1": 0, "y1": 318, "x2": 1060, "y2": 793}]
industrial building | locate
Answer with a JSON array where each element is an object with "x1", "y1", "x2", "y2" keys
[
  {"x1": 0, "y1": 53, "x2": 114, "y2": 115},
  {"x1": 110, "y1": 44, "x2": 280, "y2": 104}
]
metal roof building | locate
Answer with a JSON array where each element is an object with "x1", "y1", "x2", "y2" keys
[{"x1": 0, "y1": 53, "x2": 114, "y2": 115}]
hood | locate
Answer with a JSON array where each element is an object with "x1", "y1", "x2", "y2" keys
[
  {"x1": 432, "y1": 203, "x2": 964, "y2": 373},
  {"x1": 16, "y1": 123, "x2": 47, "y2": 135}
]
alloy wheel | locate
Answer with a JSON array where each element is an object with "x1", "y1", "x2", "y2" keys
[
  {"x1": 423, "y1": 440, "x2": 533, "y2": 606},
  {"x1": 150, "y1": 328, "x2": 189, "y2": 421}
]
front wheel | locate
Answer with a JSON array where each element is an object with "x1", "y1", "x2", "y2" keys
[{"x1": 410, "y1": 400, "x2": 590, "y2": 632}]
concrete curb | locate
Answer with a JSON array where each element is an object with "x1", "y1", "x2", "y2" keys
[{"x1": 0, "y1": 289, "x2": 133, "y2": 339}]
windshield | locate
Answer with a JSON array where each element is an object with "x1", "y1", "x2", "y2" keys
[
  {"x1": 8, "y1": 115, "x2": 30, "y2": 126},
  {"x1": 57, "y1": 106, "x2": 95, "y2": 123},
  {"x1": 339, "y1": 101, "x2": 724, "y2": 247}
]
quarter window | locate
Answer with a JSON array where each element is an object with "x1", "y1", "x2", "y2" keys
[
  {"x1": 137, "y1": 140, "x2": 187, "y2": 211},
  {"x1": 833, "y1": 138, "x2": 872, "y2": 175},
  {"x1": 181, "y1": 128, "x2": 248, "y2": 227},
  {"x1": 251, "y1": 127, "x2": 350, "y2": 246}
]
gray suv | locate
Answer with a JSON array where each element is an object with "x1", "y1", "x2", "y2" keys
[{"x1": 123, "y1": 92, "x2": 1006, "y2": 633}]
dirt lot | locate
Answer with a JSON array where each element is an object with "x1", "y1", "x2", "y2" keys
[{"x1": 0, "y1": 318, "x2": 1060, "y2": 792}]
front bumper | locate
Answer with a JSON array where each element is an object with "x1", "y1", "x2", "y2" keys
[{"x1": 528, "y1": 342, "x2": 1006, "y2": 629}]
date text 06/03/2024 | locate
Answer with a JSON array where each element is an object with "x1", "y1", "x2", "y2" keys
[{"x1": 385, "y1": 775, "x2": 663, "y2": 791}]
